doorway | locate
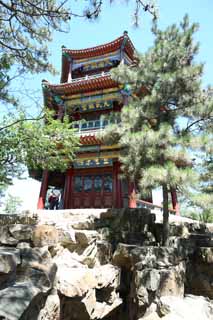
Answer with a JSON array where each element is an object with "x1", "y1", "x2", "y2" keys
[{"x1": 72, "y1": 171, "x2": 113, "y2": 208}]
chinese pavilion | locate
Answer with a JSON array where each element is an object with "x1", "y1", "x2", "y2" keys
[{"x1": 36, "y1": 32, "x2": 179, "y2": 214}]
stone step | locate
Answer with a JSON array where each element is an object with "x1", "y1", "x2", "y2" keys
[
  {"x1": 195, "y1": 240, "x2": 213, "y2": 248},
  {"x1": 189, "y1": 233, "x2": 213, "y2": 240},
  {"x1": 188, "y1": 233, "x2": 213, "y2": 247},
  {"x1": 182, "y1": 233, "x2": 213, "y2": 248}
]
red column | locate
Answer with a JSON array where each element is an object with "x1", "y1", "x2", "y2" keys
[
  {"x1": 37, "y1": 170, "x2": 49, "y2": 209},
  {"x1": 171, "y1": 189, "x2": 180, "y2": 216},
  {"x1": 64, "y1": 168, "x2": 73, "y2": 209},
  {"x1": 128, "y1": 181, "x2": 137, "y2": 208},
  {"x1": 113, "y1": 161, "x2": 122, "y2": 208}
]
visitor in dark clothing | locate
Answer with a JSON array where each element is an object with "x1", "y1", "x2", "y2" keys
[{"x1": 48, "y1": 192, "x2": 59, "y2": 210}]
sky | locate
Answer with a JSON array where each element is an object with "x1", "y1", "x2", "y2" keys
[{"x1": 5, "y1": 0, "x2": 213, "y2": 210}]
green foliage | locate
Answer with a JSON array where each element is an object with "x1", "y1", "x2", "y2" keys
[
  {"x1": 0, "y1": 0, "x2": 71, "y2": 105},
  {"x1": 3, "y1": 194, "x2": 22, "y2": 214},
  {"x1": 182, "y1": 208, "x2": 213, "y2": 223},
  {"x1": 0, "y1": 0, "x2": 121, "y2": 105},
  {"x1": 0, "y1": 111, "x2": 79, "y2": 187},
  {"x1": 109, "y1": 15, "x2": 207, "y2": 192},
  {"x1": 105, "y1": 15, "x2": 213, "y2": 243}
]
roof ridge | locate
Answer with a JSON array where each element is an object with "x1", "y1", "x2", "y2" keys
[{"x1": 62, "y1": 35, "x2": 124, "y2": 54}]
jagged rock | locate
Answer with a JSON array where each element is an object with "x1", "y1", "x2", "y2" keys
[
  {"x1": 138, "y1": 302, "x2": 159, "y2": 320},
  {"x1": 53, "y1": 248, "x2": 85, "y2": 268},
  {"x1": 92, "y1": 297, "x2": 122, "y2": 319},
  {"x1": 37, "y1": 292, "x2": 60, "y2": 320},
  {"x1": 0, "y1": 250, "x2": 18, "y2": 274},
  {"x1": 186, "y1": 247, "x2": 213, "y2": 299},
  {"x1": 71, "y1": 216, "x2": 97, "y2": 230},
  {"x1": 156, "y1": 262, "x2": 185, "y2": 297},
  {"x1": 0, "y1": 247, "x2": 20, "y2": 289},
  {"x1": 58, "y1": 264, "x2": 121, "y2": 320},
  {"x1": 89, "y1": 264, "x2": 122, "y2": 319},
  {"x1": 160, "y1": 295, "x2": 213, "y2": 320},
  {"x1": 186, "y1": 265, "x2": 213, "y2": 299},
  {"x1": 140, "y1": 312, "x2": 161, "y2": 320},
  {"x1": 32, "y1": 225, "x2": 59, "y2": 247},
  {"x1": 0, "y1": 210, "x2": 212, "y2": 320},
  {"x1": 9, "y1": 224, "x2": 34, "y2": 241},
  {"x1": 96, "y1": 240, "x2": 112, "y2": 265},
  {"x1": 57, "y1": 266, "x2": 97, "y2": 298},
  {"x1": 57, "y1": 266, "x2": 96, "y2": 297},
  {"x1": 60, "y1": 290, "x2": 96, "y2": 320},
  {"x1": 17, "y1": 246, "x2": 55, "y2": 289},
  {"x1": 113, "y1": 244, "x2": 185, "y2": 318},
  {"x1": 16, "y1": 242, "x2": 31, "y2": 249},
  {"x1": 80, "y1": 241, "x2": 99, "y2": 267},
  {"x1": 113, "y1": 244, "x2": 184, "y2": 269},
  {"x1": 0, "y1": 283, "x2": 42, "y2": 320},
  {"x1": 169, "y1": 223, "x2": 191, "y2": 238},
  {"x1": 135, "y1": 269, "x2": 161, "y2": 294},
  {"x1": 95, "y1": 264, "x2": 120, "y2": 290},
  {"x1": 0, "y1": 247, "x2": 21, "y2": 266},
  {"x1": 196, "y1": 247, "x2": 213, "y2": 264},
  {"x1": 75, "y1": 230, "x2": 100, "y2": 245},
  {"x1": 57, "y1": 225, "x2": 76, "y2": 245},
  {"x1": 26, "y1": 262, "x2": 57, "y2": 291},
  {"x1": 133, "y1": 260, "x2": 185, "y2": 317},
  {"x1": 19, "y1": 246, "x2": 52, "y2": 268},
  {"x1": 65, "y1": 241, "x2": 99, "y2": 268},
  {"x1": 0, "y1": 226, "x2": 18, "y2": 246},
  {"x1": 53, "y1": 241, "x2": 99, "y2": 269}
]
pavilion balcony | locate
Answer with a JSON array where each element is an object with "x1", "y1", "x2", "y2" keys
[
  {"x1": 72, "y1": 117, "x2": 120, "y2": 135},
  {"x1": 69, "y1": 71, "x2": 111, "y2": 83}
]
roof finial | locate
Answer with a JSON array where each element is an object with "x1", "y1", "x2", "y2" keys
[{"x1": 123, "y1": 30, "x2": 128, "y2": 36}]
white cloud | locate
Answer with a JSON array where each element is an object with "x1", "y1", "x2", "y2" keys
[
  {"x1": 6, "y1": 177, "x2": 41, "y2": 211},
  {"x1": 152, "y1": 187, "x2": 163, "y2": 206}
]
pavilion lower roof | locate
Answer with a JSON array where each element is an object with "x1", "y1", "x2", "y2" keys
[
  {"x1": 80, "y1": 134, "x2": 102, "y2": 145},
  {"x1": 43, "y1": 73, "x2": 119, "y2": 95}
]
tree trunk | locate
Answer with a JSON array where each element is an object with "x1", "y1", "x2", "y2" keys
[{"x1": 162, "y1": 183, "x2": 169, "y2": 246}]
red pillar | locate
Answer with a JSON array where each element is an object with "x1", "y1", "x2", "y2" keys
[
  {"x1": 113, "y1": 161, "x2": 122, "y2": 208},
  {"x1": 128, "y1": 181, "x2": 137, "y2": 208},
  {"x1": 37, "y1": 170, "x2": 49, "y2": 209},
  {"x1": 171, "y1": 189, "x2": 180, "y2": 216},
  {"x1": 64, "y1": 168, "x2": 73, "y2": 209}
]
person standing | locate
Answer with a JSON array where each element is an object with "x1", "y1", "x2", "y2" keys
[{"x1": 48, "y1": 191, "x2": 59, "y2": 210}]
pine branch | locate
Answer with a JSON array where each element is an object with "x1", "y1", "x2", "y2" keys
[{"x1": 0, "y1": 115, "x2": 44, "y2": 132}]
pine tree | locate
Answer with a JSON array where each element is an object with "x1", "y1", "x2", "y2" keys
[{"x1": 106, "y1": 15, "x2": 213, "y2": 245}]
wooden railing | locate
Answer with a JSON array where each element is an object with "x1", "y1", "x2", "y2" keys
[
  {"x1": 70, "y1": 72, "x2": 111, "y2": 83},
  {"x1": 137, "y1": 199, "x2": 176, "y2": 215},
  {"x1": 73, "y1": 118, "x2": 120, "y2": 133}
]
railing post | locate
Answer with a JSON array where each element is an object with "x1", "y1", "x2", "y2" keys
[
  {"x1": 128, "y1": 181, "x2": 137, "y2": 208},
  {"x1": 64, "y1": 168, "x2": 74, "y2": 209},
  {"x1": 37, "y1": 170, "x2": 49, "y2": 209},
  {"x1": 171, "y1": 188, "x2": 180, "y2": 216}
]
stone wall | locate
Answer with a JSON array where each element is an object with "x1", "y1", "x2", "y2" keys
[{"x1": 0, "y1": 208, "x2": 212, "y2": 320}]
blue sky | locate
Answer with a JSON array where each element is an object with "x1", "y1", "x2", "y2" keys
[
  {"x1": 46, "y1": 0, "x2": 213, "y2": 85},
  {"x1": 14, "y1": 0, "x2": 213, "y2": 115},
  {"x1": 5, "y1": 0, "x2": 213, "y2": 210}
]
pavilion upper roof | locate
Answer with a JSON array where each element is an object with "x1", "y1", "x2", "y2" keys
[
  {"x1": 62, "y1": 31, "x2": 135, "y2": 59},
  {"x1": 60, "y1": 32, "x2": 135, "y2": 83}
]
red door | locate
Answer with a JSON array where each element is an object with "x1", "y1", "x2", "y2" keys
[{"x1": 72, "y1": 170, "x2": 113, "y2": 208}]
